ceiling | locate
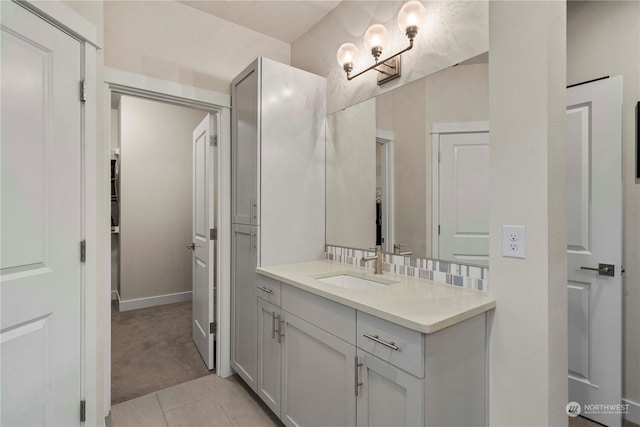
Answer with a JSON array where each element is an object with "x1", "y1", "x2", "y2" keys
[{"x1": 177, "y1": 1, "x2": 342, "y2": 44}]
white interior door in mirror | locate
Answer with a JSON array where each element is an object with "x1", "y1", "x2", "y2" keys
[{"x1": 433, "y1": 122, "x2": 489, "y2": 266}]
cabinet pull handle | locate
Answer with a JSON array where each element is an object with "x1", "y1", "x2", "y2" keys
[
  {"x1": 250, "y1": 199, "x2": 257, "y2": 222},
  {"x1": 250, "y1": 232, "x2": 257, "y2": 251},
  {"x1": 363, "y1": 333, "x2": 399, "y2": 351},
  {"x1": 271, "y1": 311, "x2": 276, "y2": 339},
  {"x1": 257, "y1": 286, "x2": 273, "y2": 294},
  {"x1": 354, "y1": 355, "x2": 363, "y2": 396},
  {"x1": 277, "y1": 315, "x2": 283, "y2": 344}
]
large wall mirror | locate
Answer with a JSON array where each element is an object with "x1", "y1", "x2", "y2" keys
[{"x1": 326, "y1": 52, "x2": 490, "y2": 266}]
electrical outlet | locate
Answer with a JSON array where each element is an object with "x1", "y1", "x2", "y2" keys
[{"x1": 503, "y1": 225, "x2": 525, "y2": 258}]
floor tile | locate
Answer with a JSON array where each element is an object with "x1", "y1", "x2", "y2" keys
[
  {"x1": 164, "y1": 395, "x2": 234, "y2": 427},
  {"x1": 201, "y1": 375, "x2": 263, "y2": 418},
  {"x1": 156, "y1": 375, "x2": 213, "y2": 412},
  {"x1": 110, "y1": 393, "x2": 167, "y2": 427},
  {"x1": 231, "y1": 410, "x2": 280, "y2": 427}
]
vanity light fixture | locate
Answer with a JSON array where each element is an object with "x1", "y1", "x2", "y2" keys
[{"x1": 336, "y1": 1, "x2": 427, "y2": 85}]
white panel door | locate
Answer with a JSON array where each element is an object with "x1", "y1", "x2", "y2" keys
[
  {"x1": 567, "y1": 77, "x2": 623, "y2": 426},
  {"x1": 191, "y1": 114, "x2": 215, "y2": 370},
  {"x1": 436, "y1": 126, "x2": 490, "y2": 266},
  {"x1": 1, "y1": 2, "x2": 82, "y2": 425}
]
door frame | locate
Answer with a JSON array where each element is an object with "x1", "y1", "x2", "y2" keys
[
  {"x1": 13, "y1": 0, "x2": 100, "y2": 424},
  {"x1": 430, "y1": 121, "x2": 489, "y2": 258},
  {"x1": 103, "y1": 68, "x2": 232, "y2": 414},
  {"x1": 376, "y1": 129, "x2": 394, "y2": 253}
]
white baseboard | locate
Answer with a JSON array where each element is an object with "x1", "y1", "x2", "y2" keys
[
  {"x1": 624, "y1": 398, "x2": 640, "y2": 425},
  {"x1": 118, "y1": 291, "x2": 192, "y2": 312},
  {"x1": 111, "y1": 290, "x2": 119, "y2": 301}
]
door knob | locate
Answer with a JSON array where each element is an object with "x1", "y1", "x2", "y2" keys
[
  {"x1": 580, "y1": 263, "x2": 614, "y2": 277},
  {"x1": 186, "y1": 243, "x2": 195, "y2": 250}
]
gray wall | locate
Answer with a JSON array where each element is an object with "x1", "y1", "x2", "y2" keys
[
  {"x1": 326, "y1": 98, "x2": 377, "y2": 249},
  {"x1": 567, "y1": 0, "x2": 640, "y2": 407},
  {"x1": 119, "y1": 96, "x2": 207, "y2": 301}
]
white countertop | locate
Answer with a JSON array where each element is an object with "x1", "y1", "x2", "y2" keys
[{"x1": 256, "y1": 260, "x2": 496, "y2": 334}]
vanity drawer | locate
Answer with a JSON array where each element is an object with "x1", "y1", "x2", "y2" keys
[
  {"x1": 281, "y1": 283, "x2": 355, "y2": 344},
  {"x1": 357, "y1": 311, "x2": 424, "y2": 378},
  {"x1": 256, "y1": 274, "x2": 281, "y2": 307}
]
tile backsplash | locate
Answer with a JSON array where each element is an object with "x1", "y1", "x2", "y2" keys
[{"x1": 324, "y1": 245, "x2": 489, "y2": 292}]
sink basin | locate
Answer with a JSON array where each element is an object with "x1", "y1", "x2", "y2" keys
[{"x1": 317, "y1": 274, "x2": 389, "y2": 291}]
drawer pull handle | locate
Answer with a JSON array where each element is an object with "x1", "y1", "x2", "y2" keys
[
  {"x1": 354, "y1": 356, "x2": 363, "y2": 396},
  {"x1": 272, "y1": 311, "x2": 277, "y2": 339},
  {"x1": 363, "y1": 333, "x2": 399, "y2": 351},
  {"x1": 257, "y1": 286, "x2": 273, "y2": 294}
]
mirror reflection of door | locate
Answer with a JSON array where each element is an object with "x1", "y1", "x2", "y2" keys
[
  {"x1": 432, "y1": 122, "x2": 490, "y2": 267},
  {"x1": 376, "y1": 131, "x2": 394, "y2": 253}
]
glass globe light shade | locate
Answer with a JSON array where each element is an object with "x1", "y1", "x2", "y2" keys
[
  {"x1": 336, "y1": 43, "x2": 359, "y2": 68},
  {"x1": 363, "y1": 24, "x2": 389, "y2": 55},
  {"x1": 397, "y1": 1, "x2": 427, "y2": 38}
]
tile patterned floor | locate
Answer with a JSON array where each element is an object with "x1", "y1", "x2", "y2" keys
[
  {"x1": 108, "y1": 373, "x2": 639, "y2": 427},
  {"x1": 107, "y1": 374, "x2": 282, "y2": 427}
]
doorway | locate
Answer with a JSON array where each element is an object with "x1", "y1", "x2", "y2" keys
[
  {"x1": 376, "y1": 130, "x2": 394, "y2": 253},
  {"x1": 109, "y1": 94, "x2": 215, "y2": 404},
  {"x1": 103, "y1": 72, "x2": 231, "y2": 414}
]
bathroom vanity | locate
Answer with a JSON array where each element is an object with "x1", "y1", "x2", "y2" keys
[{"x1": 253, "y1": 260, "x2": 496, "y2": 427}]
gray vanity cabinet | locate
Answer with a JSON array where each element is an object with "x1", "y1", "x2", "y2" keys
[
  {"x1": 356, "y1": 351, "x2": 424, "y2": 427},
  {"x1": 257, "y1": 297, "x2": 281, "y2": 416},
  {"x1": 280, "y1": 311, "x2": 357, "y2": 427},
  {"x1": 230, "y1": 224, "x2": 258, "y2": 390}
]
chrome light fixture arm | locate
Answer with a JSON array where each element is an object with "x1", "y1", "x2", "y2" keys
[{"x1": 346, "y1": 39, "x2": 414, "y2": 81}]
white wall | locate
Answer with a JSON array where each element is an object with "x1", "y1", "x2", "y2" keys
[
  {"x1": 291, "y1": 1, "x2": 488, "y2": 114},
  {"x1": 326, "y1": 98, "x2": 377, "y2": 249},
  {"x1": 489, "y1": 2, "x2": 567, "y2": 425},
  {"x1": 104, "y1": 0, "x2": 290, "y2": 95},
  {"x1": 119, "y1": 96, "x2": 207, "y2": 301},
  {"x1": 567, "y1": 0, "x2": 640, "y2": 409}
]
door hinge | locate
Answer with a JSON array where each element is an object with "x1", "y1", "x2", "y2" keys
[
  {"x1": 209, "y1": 321, "x2": 216, "y2": 334},
  {"x1": 80, "y1": 400, "x2": 86, "y2": 422},
  {"x1": 80, "y1": 80, "x2": 87, "y2": 102},
  {"x1": 438, "y1": 225, "x2": 441, "y2": 235},
  {"x1": 210, "y1": 228, "x2": 217, "y2": 240},
  {"x1": 438, "y1": 152, "x2": 441, "y2": 162},
  {"x1": 80, "y1": 240, "x2": 86, "y2": 263},
  {"x1": 210, "y1": 135, "x2": 217, "y2": 146}
]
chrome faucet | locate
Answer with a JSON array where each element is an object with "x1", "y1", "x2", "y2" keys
[
  {"x1": 393, "y1": 243, "x2": 412, "y2": 256},
  {"x1": 362, "y1": 245, "x2": 383, "y2": 274}
]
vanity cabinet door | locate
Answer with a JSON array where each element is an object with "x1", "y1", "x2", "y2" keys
[
  {"x1": 231, "y1": 60, "x2": 259, "y2": 226},
  {"x1": 356, "y1": 351, "x2": 424, "y2": 427},
  {"x1": 281, "y1": 312, "x2": 356, "y2": 427},
  {"x1": 231, "y1": 224, "x2": 258, "y2": 391},
  {"x1": 257, "y1": 298, "x2": 281, "y2": 416}
]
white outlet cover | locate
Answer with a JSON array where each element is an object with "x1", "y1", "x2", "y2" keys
[{"x1": 502, "y1": 225, "x2": 526, "y2": 258}]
